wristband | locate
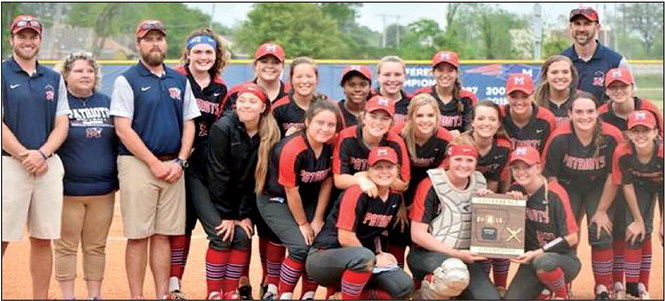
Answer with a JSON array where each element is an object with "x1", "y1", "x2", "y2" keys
[
  {"x1": 542, "y1": 237, "x2": 571, "y2": 253},
  {"x1": 37, "y1": 150, "x2": 48, "y2": 160}
]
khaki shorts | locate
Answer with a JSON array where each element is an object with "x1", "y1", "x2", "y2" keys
[
  {"x1": 117, "y1": 155, "x2": 185, "y2": 239},
  {"x1": 2, "y1": 155, "x2": 64, "y2": 242}
]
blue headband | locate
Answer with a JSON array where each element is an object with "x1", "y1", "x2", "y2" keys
[{"x1": 186, "y1": 35, "x2": 217, "y2": 50}]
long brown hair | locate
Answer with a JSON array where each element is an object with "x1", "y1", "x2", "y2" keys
[
  {"x1": 303, "y1": 99, "x2": 344, "y2": 134},
  {"x1": 401, "y1": 93, "x2": 440, "y2": 161},
  {"x1": 179, "y1": 28, "x2": 229, "y2": 79},
  {"x1": 462, "y1": 99, "x2": 510, "y2": 142},
  {"x1": 569, "y1": 91, "x2": 604, "y2": 157},
  {"x1": 432, "y1": 63, "x2": 465, "y2": 114},
  {"x1": 534, "y1": 55, "x2": 579, "y2": 108},
  {"x1": 254, "y1": 85, "x2": 281, "y2": 194}
]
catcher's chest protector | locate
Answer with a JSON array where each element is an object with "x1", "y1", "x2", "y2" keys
[{"x1": 426, "y1": 169, "x2": 487, "y2": 250}]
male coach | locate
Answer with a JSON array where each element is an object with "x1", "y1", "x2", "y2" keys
[
  {"x1": 1, "y1": 15, "x2": 70, "y2": 299},
  {"x1": 110, "y1": 20, "x2": 200, "y2": 299},
  {"x1": 562, "y1": 6, "x2": 630, "y2": 104}
]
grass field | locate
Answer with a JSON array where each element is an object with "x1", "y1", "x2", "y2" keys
[{"x1": 634, "y1": 74, "x2": 663, "y2": 109}]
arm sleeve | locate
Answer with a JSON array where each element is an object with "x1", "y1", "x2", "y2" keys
[
  {"x1": 109, "y1": 76, "x2": 134, "y2": 118},
  {"x1": 409, "y1": 178, "x2": 437, "y2": 223},
  {"x1": 55, "y1": 76, "x2": 71, "y2": 116},
  {"x1": 205, "y1": 121, "x2": 238, "y2": 219},
  {"x1": 336, "y1": 187, "x2": 366, "y2": 231},
  {"x1": 277, "y1": 148, "x2": 300, "y2": 188},
  {"x1": 183, "y1": 81, "x2": 202, "y2": 121},
  {"x1": 334, "y1": 138, "x2": 354, "y2": 175}
]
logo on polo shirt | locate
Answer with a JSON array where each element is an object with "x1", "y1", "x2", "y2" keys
[
  {"x1": 85, "y1": 127, "x2": 102, "y2": 138},
  {"x1": 45, "y1": 84, "x2": 55, "y2": 101},
  {"x1": 592, "y1": 71, "x2": 605, "y2": 87},
  {"x1": 168, "y1": 87, "x2": 182, "y2": 100},
  {"x1": 9, "y1": 84, "x2": 20, "y2": 89}
]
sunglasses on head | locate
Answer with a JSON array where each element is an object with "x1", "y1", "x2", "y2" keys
[
  {"x1": 138, "y1": 21, "x2": 165, "y2": 31},
  {"x1": 570, "y1": 8, "x2": 597, "y2": 18},
  {"x1": 13, "y1": 18, "x2": 42, "y2": 30}
]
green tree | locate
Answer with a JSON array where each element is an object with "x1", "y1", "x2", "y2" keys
[
  {"x1": 235, "y1": 3, "x2": 348, "y2": 59},
  {"x1": 1, "y1": 2, "x2": 23, "y2": 57},
  {"x1": 618, "y1": 3, "x2": 663, "y2": 56},
  {"x1": 319, "y1": 3, "x2": 361, "y2": 34}
]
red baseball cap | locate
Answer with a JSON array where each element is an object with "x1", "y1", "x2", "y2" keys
[
  {"x1": 254, "y1": 43, "x2": 285, "y2": 62},
  {"x1": 10, "y1": 15, "x2": 42, "y2": 36},
  {"x1": 509, "y1": 146, "x2": 541, "y2": 165},
  {"x1": 136, "y1": 20, "x2": 166, "y2": 39},
  {"x1": 341, "y1": 65, "x2": 372, "y2": 85},
  {"x1": 605, "y1": 68, "x2": 634, "y2": 87},
  {"x1": 627, "y1": 110, "x2": 657, "y2": 130},
  {"x1": 506, "y1": 73, "x2": 535, "y2": 95},
  {"x1": 364, "y1": 95, "x2": 395, "y2": 117},
  {"x1": 569, "y1": 6, "x2": 599, "y2": 22},
  {"x1": 368, "y1": 147, "x2": 399, "y2": 166},
  {"x1": 431, "y1": 51, "x2": 460, "y2": 68}
]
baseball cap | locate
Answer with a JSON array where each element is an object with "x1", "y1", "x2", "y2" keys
[
  {"x1": 364, "y1": 95, "x2": 395, "y2": 117},
  {"x1": 368, "y1": 147, "x2": 399, "y2": 166},
  {"x1": 340, "y1": 65, "x2": 372, "y2": 85},
  {"x1": 569, "y1": 6, "x2": 599, "y2": 22},
  {"x1": 604, "y1": 68, "x2": 634, "y2": 87},
  {"x1": 506, "y1": 73, "x2": 535, "y2": 95},
  {"x1": 509, "y1": 146, "x2": 541, "y2": 165},
  {"x1": 446, "y1": 144, "x2": 478, "y2": 159},
  {"x1": 136, "y1": 20, "x2": 166, "y2": 39},
  {"x1": 431, "y1": 51, "x2": 460, "y2": 68},
  {"x1": 10, "y1": 15, "x2": 42, "y2": 36},
  {"x1": 254, "y1": 43, "x2": 285, "y2": 62},
  {"x1": 627, "y1": 110, "x2": 657, "y2": 130}
]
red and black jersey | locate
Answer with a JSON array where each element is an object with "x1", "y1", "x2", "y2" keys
[
  {"x1": 598, "y1": 97, "x2": 664, "y2": 136},
  {"x1": 543, "y1": 121, "x2": 624, "y2": 189},
  {"x1": 545, "y1": 88, "x2": 583, "y2": 129},
  {"x1": 374, "y1": 87, "x2": 412, "y2": 123},
  {"x1": 272, "y1": 93, "x2": 306, "y2": 137},
  {"x1": 264, "y1": 132, "x2": 333, "y2": 208},
  {"x1": 476, "y1": 137, "x2": 512, "y2": 183},
  {"x1": 508, "y1": 180, "x2": 579, "y2": 252},
  {"x1": 338, "y1": 99, "x2": 360, "y2": 129},
  {"x1": 392, "y1": 122, "x2": 453, "y2": 204},
  {"x1": 311, "y1": 185, "x2": 401, "y2": 252},
  {"x1": 174, "y1": 65, "x2": 226, "y2": 175},
  {"x1": 220, "y1": 79, "x2": 291, "y2": 114},
  {"x1": 612, "y1": 141, "x2": 664, "y2": 191},
  {"x1": 409, "y1": 177, "x2": 441, "y2": 224},
  {"x1": 413, "y1": 85, "x2": 478, "y2": 132},
  {"x1": 333, "y1": 125, "x2": 411, "y2": 182},
  {"x1": 500, "y1": 103, "x2": 556, "y2": 153}
]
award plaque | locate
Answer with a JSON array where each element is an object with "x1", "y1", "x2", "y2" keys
[{"x1": 470, "y1": 193, "x2": 526, "y2": 259}]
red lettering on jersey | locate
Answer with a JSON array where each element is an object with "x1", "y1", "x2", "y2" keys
[
  {"x1": 196, "y1": 98, "x2": 220, "y2": 114},
  {"x1": 563, "y1": 154, "x2": 606, "y2": 170},
  {"x1": 525, "y1": 207, "x2": 550, "y2": 224},
  {"x1": 536, "y1": 230, "x2": 557, "y2": 247},
  {"x1": 300, "y1": 168, "x2": 331, "y2": 183},
  {"x1": 440, "y1": 115, "x2": 462, "y2": 128},
  {"x1": 412, "y1": 157, "x2": 435, "y2": 168},
  {"x1": 362, "y1": 212, "x2": 393, "y2": 228},
  {"x1": 351, "y1": 157, "x2": 369, "y2": 171},
  {"x1": 512, "y1": 138, "x2": 542, "y2": 150}
]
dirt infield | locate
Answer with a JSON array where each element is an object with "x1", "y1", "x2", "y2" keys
[{"x1": 2, "y1": 201, "x2": 663, "y2": 299}]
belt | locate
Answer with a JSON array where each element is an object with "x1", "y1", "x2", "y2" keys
[{"x1": 156, "y1": 154, "x2": 178, "y2": 161}]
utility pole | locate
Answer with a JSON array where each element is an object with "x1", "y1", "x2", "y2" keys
[
  {"x1": 379, "y1": 14, "x2": 387, "y2": 47},
  {"x1": 395, "y1": 15, "x2": 401, "y2": 46},
  {"x1": 208, "y1": 3, "x2": 216, "y2": 28},
  {"x1": 532, "y1": 3, "x2": 542, "y2": 60}
]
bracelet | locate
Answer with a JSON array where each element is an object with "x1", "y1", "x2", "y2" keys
[{"x1": 37, "y1": 150, "x2": 48, "y2": 160}]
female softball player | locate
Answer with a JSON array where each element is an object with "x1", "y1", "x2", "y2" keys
[
  {"x1": 502, "y1": 146, "x2": 581, "y2": 300},
  {"x1": 204, "y1": 84, "x2": 281, "y2": 300},
  {"x1": 221, "y1": 42, "x2": 291, "y2": 113},
  {"x1": 407, "y1": 140, "x2": 500, "y2": 299},
  {"x1": 307, "y1": 147, "x2": 414, "y2": 300},
  {"x1": 461, "y1": 100, "x2": 513, "y2": 293},
  {"x1": 257, "y1": 100, "x2": 343, "y2": 299},
  {"x1": 167, "y1": 28, "x2": 228, "y2": 299},
  {"x1": 594, "y1": 111, "x2": 663, "y2": 299},
  {"x1": 338, "y1": 65, "x2": 373, "y2": 128},
  {"x1": 272, "y1": 57, "x2": 326, "y2": 138},
  {"x1": 542, "y1": 91, "x2": 624, "y2": 299},
  {"x1": 376, "y1": 55, "x2": 411, "y2": 123},
  {"x1": 533, "y1": 55, "x2": 580, "y2": 127},
  {"x1": 413, "y1": 50, "x2": 478, "y2": 136},
  {"x1": 501, "y1": 73, "x2": 556, "y2": 153}
]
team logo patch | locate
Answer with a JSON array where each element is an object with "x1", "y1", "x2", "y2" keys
[
  {"x1": 169, "y1": 87, "x2": 182, "y2": 100},
  {"x1": 378, "y1": 97, "x2": 389, "y2": 106},
  {"x1": 85, "y1": 127, "x2": 102, "y2": 138},
  {"x1": 264, "y1": 44, "x2": 277, "y2": 52},
  {"x1": 513, "y1": 76, "x2": 525, "y2": 85},
  {"x1": 45, "y1": 84, "x2": 55, "y2": 101},
  {"x1": 592, "y1": 71, "x2": 605, "y2": 87},
  {"x1": 634, "y1": 112, "x2": 647, "y2": 120}
]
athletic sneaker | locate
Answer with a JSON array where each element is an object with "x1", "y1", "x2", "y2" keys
[
  {"x1": 638, "y1": 283, "x2": 650, "y2": 300},
  {"x1": 224, "y1": 290, "x2": 241, "y2": 300},
  {"x1": 166, "y1": 290, "x2": 186, "y2": 300},
  {"x1": 536, "y1": 288, "x2": 552, "y2": 300},
  {"x1": 207, "y1": 291, "x2": 222, "y2": 300},
  {"x1": 612, "y1": 282, "x2": 626, "y2": 300},
  {"x1": 238, "y1": 277, "x2": 253, "y2": 300},
  {"x1": 261, "y1": 291, "x2": 276, "y2": 300},
  {"x1": 595, "y1": 291, "x2": 611, "y2": 300}
]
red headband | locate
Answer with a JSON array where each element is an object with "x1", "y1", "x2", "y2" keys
[
  {"x1": 446, "y1": 144, "x2": 478, "y2": 159},
  {"x1": 236, "y1": 83, "x2": 268, "y2": 104}
]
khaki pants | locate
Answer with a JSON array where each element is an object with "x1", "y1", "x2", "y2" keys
[{"x1": 54, "y1": 192, "x2": 115, "y2": 281}]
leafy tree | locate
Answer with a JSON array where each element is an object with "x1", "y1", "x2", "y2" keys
[
  {"x1": 618, "y1": 3, "x2": 663, "y2": 56},
  {"x1": 319, "y1": 3, "x2": 361, "y2": 34}
]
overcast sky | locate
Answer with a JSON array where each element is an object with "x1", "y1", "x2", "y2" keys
[{"x1": 185, "y1": 2, "x2": 620, "y2": 32}]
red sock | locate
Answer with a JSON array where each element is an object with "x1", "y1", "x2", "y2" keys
[
  {"x1": 639, "y1": 237, "x2": 652, "y2": 290},
  {"x1": 386, "y1": 244, "x2": 406, "y2": 268},
  {"x1": 362, "y1": 288, "x2": 393, "y2": 299},
  {"x1": 223, "y1": 248, "x2": 250, "y2": 292},
  {"x1": 265, "y1": 242, "x2": 286, "y2": 287},
  {"x1": 259, "y1": 237, "x2": 269, "y2": 282},
  {"x1": 169, "y1": 235, "x2": 191, "y2": 279},
  {"x1": 341, "y1": 270, "x2": 371, "y2": 299},
  {"x1": 492, "y1": 258, "x2": 510, "y2": 288},
  {"x1": 537, "y1": 267, "x2": 568, "y2": 299},
  {"x1": 591, "y1": 247, "x2": 614, "y2": 289},
  {"x1": 206, "y1": 248, "x2": 231, "y2": 295},
  {"x1": 279, "y1": 257, "x2": 305, "y2": 295},
  {"x1": 612, "y1": 240, "x2": 625, "y2": 284},
  {"x1": 301, "y1": 272, "x2": 319, "y2": 297}
]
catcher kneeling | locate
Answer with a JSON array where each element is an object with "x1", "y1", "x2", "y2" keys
[{"x1": 407, "y1": 142, "x2": 501, "y2": 299}]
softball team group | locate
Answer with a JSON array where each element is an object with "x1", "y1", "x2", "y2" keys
[{"x1": 2, "y1": 7, "x2": 663, "y2": 301}]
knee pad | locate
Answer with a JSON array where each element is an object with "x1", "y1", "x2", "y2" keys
[{"x1": 420, "y1": 258, "x2": 469, "y2": 299}]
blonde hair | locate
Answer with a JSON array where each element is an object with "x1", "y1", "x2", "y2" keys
[
  {"x1": 57, "y1": 51, "x2": 101, "y2": 92},
  {"x1": 401, "y1": 93, "x2": 441, "y2": 161},
  {"x1": 253, "y1": 84, "x2": 281, "y2": 194},
  {"x1": 376, "y1": 55, "x2": 406, "y2": 75}
]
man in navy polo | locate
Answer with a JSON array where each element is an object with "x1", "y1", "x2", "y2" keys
[
  {"x1": 561, "y1": 6, "x2": 631, "y2": 104},
  {"x1": 110, "y1": 20, "x2": 200, "y2": 299},
  {"x1": 1, "y1": 15, "x2": 70, "y2": 299}
]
